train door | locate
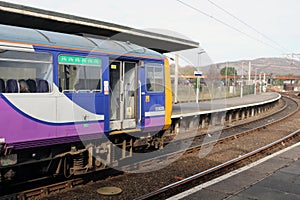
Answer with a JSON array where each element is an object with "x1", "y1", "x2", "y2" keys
[{"x1": 109, "y1": 61, "x2": 137, "y2": 130}]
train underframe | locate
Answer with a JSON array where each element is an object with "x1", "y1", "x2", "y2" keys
[{"x1": 0, "y1": 131, "x2": 166, "y2": 184}]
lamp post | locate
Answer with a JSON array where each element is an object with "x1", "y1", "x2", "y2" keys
[
  {"x1": 225, "y1": 62, "x2": 229, "y2": 98},
  {"x1": 233, "y1": 67, "x2": 236, "y2": 95},
  {"x1": 240, "y1": 62, "x2": 245, "y2": 98},
  {"x1": 196, "y1": 50, "x2": 205, "y2": 103},
  {"x1": 263, "y1": 73, "x2": 266, "y2": 92},
  {"x1": 254, "y1": 68, "x2": 257, "y2": 95},
  {"x1": 259, "y1": 72, "x2": 262, "y2": 93},
  {"x1": 225, "y1": 62, "x2": 228, "y2": 86},
  {"x1": 248, "y1": 61, "x2": 251, "y2": 84}
]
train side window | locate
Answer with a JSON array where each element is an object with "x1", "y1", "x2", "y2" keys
[
  {"x1": 145, "y1": 63, "x2": 164, "y2": 92},
  {"x1": 58, "y1": 55, "x2": 102, "y2": 93},
  {"x1": 0, "y1": 50, "x2": 53, "y2": 93}
]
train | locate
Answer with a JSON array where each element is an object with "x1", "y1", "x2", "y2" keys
[{"x1": 0, "y1": 24, "x2": 172, "y2": 183}]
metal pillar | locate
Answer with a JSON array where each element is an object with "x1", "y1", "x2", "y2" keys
[{"x1": 174, "y1": 54, "x2": 179, "y2": 103}]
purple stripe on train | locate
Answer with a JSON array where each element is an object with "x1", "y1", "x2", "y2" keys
[
  {"x1": 143, "y1": 117, "x2": 165, "y2": 132},
  {"x1": 0, "y1": 98, "x2": 105, "y2": 146}
]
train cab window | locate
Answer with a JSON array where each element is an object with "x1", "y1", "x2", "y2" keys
[
  {"x1": 58, "y1": 55, "x2": 102, "y2": 93},
  {"x1": 0, "y1": 50, "x2": 53, "y2": 93},
  {"x1": 145, "y1": 63, "x2": 164, "y2": 92}
]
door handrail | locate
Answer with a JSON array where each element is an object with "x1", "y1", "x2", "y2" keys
[{"x1": 139, "y1": 80, "x2": 142, "y2": 123}]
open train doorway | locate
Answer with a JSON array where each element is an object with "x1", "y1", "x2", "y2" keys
[{"x1": 109, "y1": 61, "x2": 137, "y2": 130}]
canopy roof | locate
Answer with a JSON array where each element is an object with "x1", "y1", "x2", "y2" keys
[{"x1": 0, "y1": 1, "x2": 199, "y2": 53}]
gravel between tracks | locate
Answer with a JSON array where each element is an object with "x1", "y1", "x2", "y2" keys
[{"x1": 42, "y1": 97, "x2": 299, "y2": 200}]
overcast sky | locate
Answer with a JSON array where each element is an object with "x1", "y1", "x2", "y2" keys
[{"x1": 4, "y1": 0, "x2": 300, "y2": 64}]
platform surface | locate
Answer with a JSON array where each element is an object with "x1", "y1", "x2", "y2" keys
[
  {"x1": 169, "y1": 142, "x2": 300, "y2": 200},
  {"x1": 172, "y1": 92, "x2": 281, "y2": 118}
]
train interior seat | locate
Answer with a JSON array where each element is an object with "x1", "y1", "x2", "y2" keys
[
  {"x1": 6, "y1": 79, "x2": 19, "y2": 93},
  {"x1": 26, "y1": 79, "x2": 37, "y2": 93},
  {"x1": 37, "y1": 79, "x2": 49, "y2": 93}
]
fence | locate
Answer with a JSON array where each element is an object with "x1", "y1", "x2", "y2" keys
[{"x1": 172, "y1": 83, "x2": 255, "y2": 103}]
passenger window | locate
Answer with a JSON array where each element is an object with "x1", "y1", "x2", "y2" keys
[
  {"x1": 145, "y1": 63, "x2": 164, "y2": 92},
  {"x1": 0, "y1": 50, "x2": 52, "y2": 93},
  {"x1": 58, "y1": 55, "x2": 102, "y2": 93}
]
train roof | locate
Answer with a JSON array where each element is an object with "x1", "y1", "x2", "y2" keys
[
  {"x1": 0, "y1": 24, "x2": 165, "y2": 59},
  {"x1": 0, "y1": 1, "x2": 199, "y2": 53}
]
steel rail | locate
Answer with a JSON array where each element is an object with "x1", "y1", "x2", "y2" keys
[
  {"x1": 162, "y1": 96, "x2": 296, "y2": 156},
  {"x1": 121, "y1": 96, "x2": 298, "y2": 173},
  {"x1": 134, "y1": 128, "x2": 300, "y2": 200}
]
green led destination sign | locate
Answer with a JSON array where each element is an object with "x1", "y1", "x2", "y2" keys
[{"x1": 59, "y1": 55, "x2": 101, "y2": 66}]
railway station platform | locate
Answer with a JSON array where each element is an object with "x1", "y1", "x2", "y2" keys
[
  {"x1": 168, "y1": 142, "x2": 300, "y2": 200},
  {"x1": 172, "y1": 92, "x2": 281, "y2": 118}
]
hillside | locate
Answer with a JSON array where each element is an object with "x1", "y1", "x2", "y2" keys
[
  {"x1": 170, "y1": 57, "x2": 300, "y2": 76},
  {"x1": 216, "y1": 57, "x2": 300, "y2": 76}
]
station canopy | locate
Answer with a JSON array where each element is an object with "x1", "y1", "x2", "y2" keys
[{"x1": 0, "y1": 1, "x2": 199, "y2": 53}]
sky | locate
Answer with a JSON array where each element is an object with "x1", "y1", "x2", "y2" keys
[{"x1": 3, "y1": 0, "x2": 300, "y2": 65}]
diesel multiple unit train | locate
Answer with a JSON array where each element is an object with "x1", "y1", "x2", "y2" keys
[{"x1": 0, "y1": 24, "x2": 173, "y2": 183}]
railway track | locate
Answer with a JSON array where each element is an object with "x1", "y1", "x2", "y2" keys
[
  {"x1": 1, "y1": 95, "x2": 297, "y2": 200},
  {"x1": 120, "y1": 96, "x2": 297, "y2": 171},
  {"x1": 131, "y1": 96, "x2": 300, "y2": 199},
  {"x1": 195, "y1": 96, "x2": 297, "y2": 145},
  {"x1": 141, "y1": 96, "x2": 297, "y2": 159},
  {"x1": 134, "y1": 128, "x2": 300, "y2": 200}
]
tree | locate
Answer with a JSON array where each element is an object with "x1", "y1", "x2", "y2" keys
[
  {"x1": 220, "y1": 67, "x2": 237, "y2": 76},
  {"x1": 220, "y1": 67, "x2": 237, "y2": 85}
]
